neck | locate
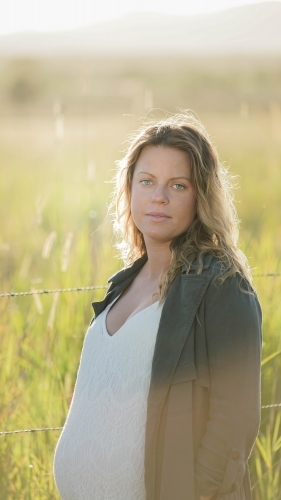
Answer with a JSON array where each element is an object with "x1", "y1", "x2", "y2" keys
[{"x1": 142, "y1": 242, "x2": 172, "y2": 281}]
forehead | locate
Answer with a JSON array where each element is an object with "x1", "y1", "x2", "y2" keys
[{"x1": 134, "y1": 145, "x2": 191, "y2": 175}]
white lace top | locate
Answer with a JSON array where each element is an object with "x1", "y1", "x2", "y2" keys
[{"x1": 53, "y1": 296, "x2": 163, "y2": 500}]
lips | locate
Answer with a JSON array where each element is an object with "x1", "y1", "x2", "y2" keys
[{"x1": 146, "y1": 212, "x2": 171, "y2": 221}]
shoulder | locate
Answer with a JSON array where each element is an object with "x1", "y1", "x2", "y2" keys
[
  {"x1": 192, "y1": 253, "x2": 262, "y2": 323},
  {"x1": 179, "y1": 257, "x2": 262, "y2": 369},
  {"x1": 107, "y1": 254, "x2": 148, "y2": 285}
]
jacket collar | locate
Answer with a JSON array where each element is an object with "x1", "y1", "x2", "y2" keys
[
  {"x1": 91, "y1": 254, "x2": 148, "y2": 318},
  {"x1": 92, "y1": 252, "x2": 214, "y2": 318}
]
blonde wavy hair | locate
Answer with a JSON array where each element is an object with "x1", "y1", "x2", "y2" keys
[{"x1": 113, "y1": 112, "x2": 252, "y2": 302}]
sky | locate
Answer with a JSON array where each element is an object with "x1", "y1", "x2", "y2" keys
[{"x1": 0, "y1": 0, "x2": 278, "y2": 34}]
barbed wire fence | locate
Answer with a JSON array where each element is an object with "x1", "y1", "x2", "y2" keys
[
  {"x1": 0, "y1": 285, "x2": 108, "y2": 298},
  {"x1": 1, "y1": 271, "x2": 281, "y2": 438},
  {"x1": 0, "y1": 272, "x2": 281, "y2": 298},
  {"x1": 0, "y1": 401, "x2": 280, "y2": 437}
]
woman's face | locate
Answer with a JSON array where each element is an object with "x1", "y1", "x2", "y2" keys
[{"x1": 131, "y1": 145, "x2": 197, "y2": 248}]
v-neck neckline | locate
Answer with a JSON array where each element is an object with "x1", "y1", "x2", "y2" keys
[{"x1": 102, "y1": 296, "x2": 160, "y2": 339}]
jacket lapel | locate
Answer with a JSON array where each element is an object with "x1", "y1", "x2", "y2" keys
[
  {"x1": 144, "y1": 271, "x2": 213, "y2": 496},
  {"x1": 149, "y1": 272, "x2": 213, "y2": 403},
  {"x1": 91, "y1": 254, "x2": 148, "y2": 318}
]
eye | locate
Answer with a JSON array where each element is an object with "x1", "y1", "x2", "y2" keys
[
  {"x1": 172, "y1": 183, "x2": 186, "y2": 190},
  {"x1": 140, "y1": 179, "x2": 152, "y2": 186}
]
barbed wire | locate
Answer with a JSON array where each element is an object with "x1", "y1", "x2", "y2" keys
[
  {"x1": 0, "y1": 285, "x2": 109, "y2": 298},
  {"x1": 1, "y1": 403, "x2": 281, "y2": 436},
  {"x1": 0, "y1": 272, "x2": 280, "y2": 298},
  {"x1": 253, "y1": 273, "x2": 281, "y2": 278},
  {"x1": 261, "y1": 403, "x2": 281, "y2": 409},
  {"x1": 0, "y1": 275, "x2": 280, "y2": 437},
  {"x1": 0, "y1": 427, "x2": 62, "y2": 436}
]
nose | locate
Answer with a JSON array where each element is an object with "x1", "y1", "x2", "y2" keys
[{"x1": 151, "y1": 184, "x2": 168, "y2": 204}]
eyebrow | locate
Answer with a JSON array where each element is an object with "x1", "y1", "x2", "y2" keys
[{"x1": 136, "y1": 171, "x2": 192, "y2": 181}]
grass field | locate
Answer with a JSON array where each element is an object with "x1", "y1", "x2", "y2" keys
[{"x1": 0, "y1": 54, "x2": 281, "y2": 499}]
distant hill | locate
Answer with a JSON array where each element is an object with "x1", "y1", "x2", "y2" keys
[{"x1": 1, "y1": 1, "x2": 281, "y2": 55}]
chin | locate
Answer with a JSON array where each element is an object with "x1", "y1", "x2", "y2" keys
[{"x1": 143, "y1": 232, "x2": 175, "y2": 244}]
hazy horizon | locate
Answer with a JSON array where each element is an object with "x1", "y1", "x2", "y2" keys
[{"x1": 1, "y1": 0, "x2": 280, "y2": 34}]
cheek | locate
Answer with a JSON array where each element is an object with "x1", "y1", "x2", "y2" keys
[
  {"x1": 130, "y1": 187, "x2": 143, "y2": 222},
  {"x1": 180, "y1": 194, "x2": 196, "y2": 212},
  {"x1": 179, "y1": 195, "x2": 197, "y2": 226},
  {"x1": 188, "y1": 189, "x2": 197, "y2": 213},
  {"x1": 190, "y1": 198, "x2": 197, "y2": 217}
]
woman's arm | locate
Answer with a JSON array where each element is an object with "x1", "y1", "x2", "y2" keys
[{"x1": 195, "y1": 274, "x2": 262, "y2": 498}]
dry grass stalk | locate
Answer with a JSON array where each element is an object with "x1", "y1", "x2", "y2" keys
[
  {"x1": 61, "y1": 232, "x2": 73, "y2": 272},
  {"x1": 31, "y1": 288, "x2": 43, "y2": 314},
  {"x1": 47, "y1": 291, "x2": 59, "y2": 330},
  {"x1": 42, "y1": 231, "x2": 57, "y2": 259}
]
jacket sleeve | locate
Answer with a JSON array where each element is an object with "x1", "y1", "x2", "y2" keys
[{"x1": 194, "y1": 274, "x2": 262, "y2": 497}]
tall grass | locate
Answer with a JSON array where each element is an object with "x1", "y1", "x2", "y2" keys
[{"x1": 0, "y1": 55, "x2": 281, "y2": 499}]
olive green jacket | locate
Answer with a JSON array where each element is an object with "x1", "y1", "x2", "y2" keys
[{"x1": 91, "y1": 253, "x2": 262, "y2": 500}]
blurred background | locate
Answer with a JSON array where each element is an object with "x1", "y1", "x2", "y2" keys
[{"x1": 0, "y1": 1, "x2": 281, "y2": 498}]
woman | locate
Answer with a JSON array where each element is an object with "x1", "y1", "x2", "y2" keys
[{"x1": 54, "y1": 113, "x2": 262, "y2": 500}]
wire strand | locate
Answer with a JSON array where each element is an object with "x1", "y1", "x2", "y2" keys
[
  {"x1": 1, "y1": 404, "x2": 280, "y2": 436},
  {"x1": 0, "y1": 427, "x2": 62, "y2": 436},
  {"x1": 0, "y1": 273, "x2": 280, "y2": 298},
  {"x1": 0, "y1": 285, "x2": 109, "y2": 298},
  {"x1": 253, "y1": 273, "x2": 281, "y2": 278},
  {"x1": 261, "y1": 403, "x2": 281, "y2": 409}
]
